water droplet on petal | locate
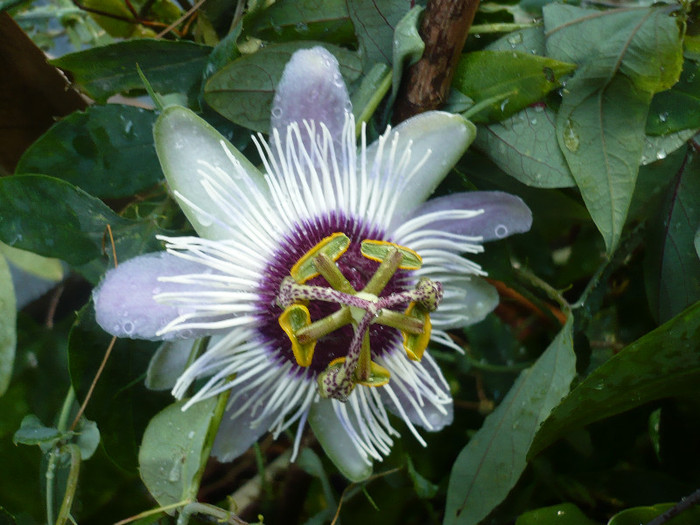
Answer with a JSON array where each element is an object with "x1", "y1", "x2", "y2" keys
[
  {"x1": 495, "y1": 224, "x2": 508, "y2": 238},
  {"x1": 123, "y1": 321, "x2": 135, "y2": 335},
  {"x1": 271, "y1": 107, "x2": 282, "y2": 118}
]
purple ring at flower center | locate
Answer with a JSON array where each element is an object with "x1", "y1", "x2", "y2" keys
[{"x1": 256, "y1": 211, "x2": 412, "y2": 375}]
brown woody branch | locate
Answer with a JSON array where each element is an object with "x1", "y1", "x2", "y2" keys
[{"x1": 393, "y1": 0, "x2": 480, "y2": 124}]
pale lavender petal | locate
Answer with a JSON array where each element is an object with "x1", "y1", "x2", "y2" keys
[
  {"x1": 93, "y1": 252, "x2": 224, "y2": 341},
  {"x1": 408, "y1": 191, "x2": 532, "y2": 241},
  {"x1": 271, "y1": 46, "x2": 351, "y2": 150},
  {"x1": 433, "y1": 276, "x2": 499, "y2": 329},
  {"x1": 211, "y1": 383, "x2": 280, "y2": 462},
  {"x1": 308, "y1": 399, "x2": 373, "y2": 481},
  {"x1": 374, "y1": 112, "x2": 476, "y2": 226},
  {"x1": 380, "y1": 353, "x2": 453, "y2": 432}
]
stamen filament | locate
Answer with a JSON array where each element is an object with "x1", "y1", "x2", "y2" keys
[
  {"x1": 296, "y1": 308, "x2": 352, "y2": 344},
  {"x1": 362, "y1": 248, "x2": 403, "y2": 295}
]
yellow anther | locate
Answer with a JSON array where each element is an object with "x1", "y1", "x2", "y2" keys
[
  {"x1": 360, "y1": 240, "x2": 422, "y2": 270},
  {"x1": 278, "y1": 304, "x2": 316, "y2": 367},
  {"x1": 324, "y1": 358, "x2": 391, "y2": 388},
  {"x1": 356, "y1": 361, "x2": 391, "y2": 387},
  {"x1": 401, "y1": 302, "x2": 431, "y2": 361},
  {"x1": 290, "y1": 232, "x2": 350, "y2": 283}
]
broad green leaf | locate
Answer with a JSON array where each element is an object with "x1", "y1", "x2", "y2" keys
[
  {"x1": 641, "y1": 128, "x2": 698, "y2": 166},
  {"x1": 69, "y1": 306, "x2": 170, "y2": 471},
  {"x1": 474, "y1": 105, "x2": 576, "y2": 188},
  {"x1": 16, "y1": 105, "x2": 161, "y2": 199},
  {"x1": 644, "y1": 151, "x2": 700, "y2": 323},
  {"x1": 12, "y1": 414, "x2": 61, "y2": 447},
  {"x1": 244, "y1": 0, "x2": 354, "y2": 45},
  {"x1": 647, "y1": 60, "x2": 700, "y2": 135},
  {"x1": 51, "y1": 40, "x2": 212, "y2": 105},
  {"x1": 0, "y1": 256, "x2": 15, "y2": 397},
  {"x1": 0, "y1": 243, "x2": 63, "y2": 282},
  {"x1": 487, "y1": 26, "x2": 546, "y2": 56},
  {"x1": 453, "y1": 51, "x2": 576, "y2": 123},
  {"x1": 516, "y1": 503, "x2": 598, "y2": 525},
  {"x1": 139, "y1": 397, "x2": 217, "y2": 507},
  {"x1": 529, "y1": 301, "x2": 700, "y2": 457},
  {"x1": 346, "y1": 0, "x2": 408, "y2": 67},
  {"x1": 555, "y1": 66, "x2": 651, "y2": 254},
  {"x1": 389, "y1": 6, "x2": 424, "y2": 106},
  {"x1": 204, "y1": 42, "x2": 361, "y2": 132},
  {"x1": 444, "y1": 316, "x2": 576, "y2": 525},
  {"x1": 0, "y1": 175, "x2": 129, "y2": 265},
  {"x1": 545, "y1": 4, "x2": 684, "y2": 253},
  {"x1": 544, "y1": 5, "x2": 683, "y2": 95},
  {"x1": 406, "y1": 455, "x2": 438, "y2": 499},
  {"x1": 608, "y1": 503, "x2": 700, "y2": 525},
  {"x1": 74, "y1": 418, "x2": 100, "y2": 460}
]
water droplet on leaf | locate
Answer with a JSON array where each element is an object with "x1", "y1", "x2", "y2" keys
[{"x1": 563, "y1": 120, "x2": 580, "y2": 152}]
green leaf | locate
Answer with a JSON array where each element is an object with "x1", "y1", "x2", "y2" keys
[
  {"x1": 555, "y1": 66, "x2": 651, "y2": 254},
  {"x1": 529, "y1": 301, "x2": 700, "y2": 457},
  {"x1": 74, "y1": 417, "x2": 100, "y2": 460},
  {"x1": 0, "y1": 175, "x2": 128, "y2": 264},
  {"x1": 346, "y1": 0, "x2": 408, "y2": 67},
  {"x1": 487, "y1": 26, "x2": 546, "y2": 56},
  {"x1": 0, "y1": 255, "x2": 15, "y2": 397},
  {"x1": 50, "y1": 39, "x2": 212, "y2": 105},
  {"x1": 544, "y1": 5, "x2": 683, "y2": 95},
  {"x1": 139, "y1": 397, "x2": 217, "y2": 508},
  {"x1": 0, "y1": 243, "x2": 63, "y2": 282},
  {"x1": 0, "y1": 174, "x2": 171, "y2": 281},
  {"x1": 545, "y1": 4, "x2": 684, "y2": 254},
  {"x1": 453, "y1": 50, "x2": 576, "y2": 123},
  {"x1": 388, "y1": 6, "x2": 424, "y2": 106},
  {"x1": 12, "y1": 414, "x2": 62, "y2": 447},
  {"x1": 406, "y1": 455, "x2": 438, "y2": 499},
  {"x1": 641, "y1": 128, "x2": 698, "y2": 166},
  {"x1": 16, "y1": 105, "x2": 161, "y2": 199},
  {"x1": 69, "y1": 305, "x2": 170, "y2": 471},
  {"x1": 644, "y1": 151, "x2": 700, "y2": 323},
  {"x1": 244, "y1": 0, "x2": 354, "y2": 45},
  {"x1": 608, "y1": 503, "x2": 700, "y2": 525},
  {"x1": 515, "y1": 503, "x2": 598, "y2": 525},
  {"x1": 444, "y1": 316, "x2": 576, "y2": 525},
  {"x1": 204, "y1": 41, "x2": 361, "y2": 132},
  {"x1": 647, "y1": 61, "x2": 700, "y2": 135},
  {"x1": 474, "y1": 105, "x2": 576, "y2": 188}
]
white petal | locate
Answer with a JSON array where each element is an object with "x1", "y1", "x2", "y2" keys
[
  {"x1": 271, "y1": 46, "x2": 351, "y2": 152},
  {"x1": 308, "y1": 398, "x2": 373, "y2": 482},
  {"x1": 432, "y1": 275, "x2": 499, "y2": 329},
  {"x1": 365, "y1": 112, "x2": 475, "y2": 227},
  {"x1": 93, "y1": 252, "x2": 228, "y2": 341},
  {"x1": 154, "y1": 106, "x2": 271, "y2": 241}
]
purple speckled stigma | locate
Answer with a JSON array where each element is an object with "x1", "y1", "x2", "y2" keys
[{"x1": 255, "y1": 211, "x2": 412, "y2": 374}]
